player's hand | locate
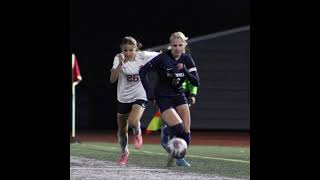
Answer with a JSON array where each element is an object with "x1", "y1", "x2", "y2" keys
[
  {"x1": 176, "y1": 63, "x2": 185, "y2": 70},
  {"x1": 188, "y1": 96, "x2": 196, "y2": 105},
  {"x1": 117, "y1": 53, "x2": 125, "y2": 66}
]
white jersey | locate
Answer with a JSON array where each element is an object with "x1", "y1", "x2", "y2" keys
[{"x1": 112, "y1": 51, "x2": 160, "y2": 103}]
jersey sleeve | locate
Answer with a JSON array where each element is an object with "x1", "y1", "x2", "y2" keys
[
  {"x1": 142, "y1": 51, "x2": 161, "y2": 64},
  {"x1": 185, "y1": 55, "x2": 197, "y2": 73},
  {"x1": 182, "y1": 55, "x2": 200, "y2": 87},
  {"x1": 139, "y1": 54, "x2": 162, "y2": 100}
]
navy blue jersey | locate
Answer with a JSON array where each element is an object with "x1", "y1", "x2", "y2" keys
[{"x1": 139, "y1": 50, "x2": 199, "y2": 100}]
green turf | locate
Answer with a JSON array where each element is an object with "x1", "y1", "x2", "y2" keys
[{"x1": 70, "y1": 142, "x2": 250, "y2": 179}]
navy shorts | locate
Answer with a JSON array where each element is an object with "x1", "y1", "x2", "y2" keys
[
  {"x1": 156, "y1": 94, "x2": 188, "y2": 113},
  {"x1": 117, "y1": 99, "x2": 147, "y2": 114}
]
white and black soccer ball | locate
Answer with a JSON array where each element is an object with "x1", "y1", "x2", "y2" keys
[{"x1": 167, "y1": 137, "x2": 188, "y2": 159}]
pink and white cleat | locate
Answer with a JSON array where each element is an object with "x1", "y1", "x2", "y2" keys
[
  {"x1": 117, "y1": 150, "x2": 129, "y2": 166},
  {"x1": 133, "y1": 134, "x2": 143, "y2": 149}
]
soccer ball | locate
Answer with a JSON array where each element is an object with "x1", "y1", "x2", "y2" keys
[{"x1": 167, "y1": 137, "x2": 188, "y2": 159}]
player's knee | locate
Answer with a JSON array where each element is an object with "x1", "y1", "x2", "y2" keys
[{"x1": 127, "y1": 117, "x2": 139, "y2": 124}]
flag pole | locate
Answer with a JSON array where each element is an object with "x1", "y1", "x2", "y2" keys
[
  {"x1": 72, "y1": 76, "x2": 76, "y2": 138},
  {"x1": 71, "y1": 54, "x2": 77, "y2": 143}
]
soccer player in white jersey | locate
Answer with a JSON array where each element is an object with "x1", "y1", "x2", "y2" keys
[{"x1": 110, "y1": 36, "x2": 160, "y2": 165}]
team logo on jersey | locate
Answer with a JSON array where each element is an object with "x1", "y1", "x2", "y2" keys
[{"x1": 166, "y1": 72, "x2": 185, "y2": 78}]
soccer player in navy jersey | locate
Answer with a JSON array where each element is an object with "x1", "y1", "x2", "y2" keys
[{"x1": 139, "y1": 32, "x2": 200, "y2": 166}]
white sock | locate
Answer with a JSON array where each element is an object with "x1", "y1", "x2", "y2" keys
[
  {"x1": 118, "y1": 131, "x2": 128, "y2": 153},
  {"x1": 131, "y1": 121, "x2": 141, "y2": 135}
]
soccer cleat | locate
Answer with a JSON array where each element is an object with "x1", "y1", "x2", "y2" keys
[
  {"x1": 176, "y1": 158, "x2": 191, "y2": 167},
  {"x1": 133, "y1": 134, "x2": 143, "y2": 149},
  {"x1": 161, "y1": 125, "x2": 170, "y2": 153},
  {"x1": 117, "y1": 150, "x2": 129, "y2": 166}
]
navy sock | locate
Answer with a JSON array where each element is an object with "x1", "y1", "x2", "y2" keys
[
  {"x1": 178, "y1": 132, "x2": 191, "y2": 146},
  {"x1": 165, "y1": 123, "x2": 184, "y2": 137}
]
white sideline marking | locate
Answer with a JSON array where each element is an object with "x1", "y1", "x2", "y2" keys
[
  {"x1": 187, "y1": 155, "x2": 249, "y2": 163},
  {"x1": 76, "y1": 144, "x2": 250, "y2": 164},
  {"x1": 71, "y1": 167, "x2": 169, "y2": 171}
]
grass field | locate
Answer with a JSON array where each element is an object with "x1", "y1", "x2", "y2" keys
[{"x1": 70, "y1": 142, "x2": 250, "y2": 179}]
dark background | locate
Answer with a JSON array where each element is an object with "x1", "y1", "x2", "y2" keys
[{"x1": 70, "y1": 0, "x2": 250, "y2": 130}]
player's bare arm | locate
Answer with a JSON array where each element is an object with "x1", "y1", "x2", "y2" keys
[{"x1": 110, "y1": 54, "x2": 125, "y2": 83}]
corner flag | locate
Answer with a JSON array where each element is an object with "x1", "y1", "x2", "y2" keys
[{"x1": 71, "y1": 54, "x2": 82, "y2": 143}]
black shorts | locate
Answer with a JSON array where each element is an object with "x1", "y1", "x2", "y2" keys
[
  {"x1": 117, "y1": 99, "x2": 147, "y2": 114},
  {"x1": 156, "y1": 94, "x2": 188, "y2": 113}
]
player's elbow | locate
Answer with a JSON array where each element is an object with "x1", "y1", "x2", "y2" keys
[
  {"x1": 110, "y1": 69, "x2": 118, "y2": 83},
  {"x1": 190, "y1": 79, "x2": 200, "y2": 87},
  {"x1": 110, "y1": 78, "x2": 116, "y2": 84},
  {"x1": 109, "y1": 74, "x2": 117, "y2": 83},
  {"x1": 139, "y1": 69, "x2": 145, "y2": 79}
]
